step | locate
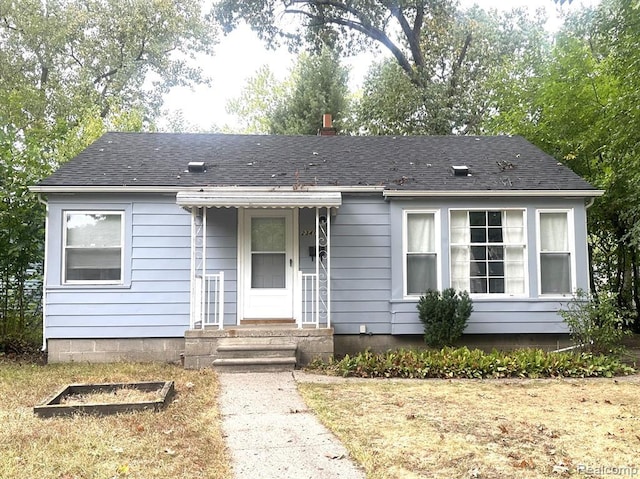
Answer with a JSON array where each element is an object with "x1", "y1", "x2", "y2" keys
[
  {"x1": 212, "y1": 356, "x2": 297, "y2": 373},
  {"x1": 217, "y1": 344, "x2": 297, "y2": 359}
]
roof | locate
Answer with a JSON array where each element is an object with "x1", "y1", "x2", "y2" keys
[{"x1": 36, "y1": 132, "x2": 597, "y2": 193}]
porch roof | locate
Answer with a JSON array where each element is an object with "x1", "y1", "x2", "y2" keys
[{"x1": 176, "y1": 189, "x2": 342, "y2": 208}]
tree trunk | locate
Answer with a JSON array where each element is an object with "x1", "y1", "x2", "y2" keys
[{"x1": 1, "y1": 267, "x2": 8, "y2": 337}]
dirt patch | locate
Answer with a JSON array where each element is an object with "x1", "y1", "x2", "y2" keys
[{"x1": 60, "y1": 387, "x2": 162, "y2": 405}]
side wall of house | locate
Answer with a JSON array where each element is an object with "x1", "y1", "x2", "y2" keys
[{"x1": 44, "y1": 193, "x2": 191, "y2": 361}]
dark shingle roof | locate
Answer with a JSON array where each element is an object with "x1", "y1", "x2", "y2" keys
[{"x1": 38, "y1": 132, "x2": 595, "y2": 191}]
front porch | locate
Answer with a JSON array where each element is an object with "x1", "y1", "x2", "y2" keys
[{"x1": 177, "y1": 190, "x2": 341, "y2": 369}]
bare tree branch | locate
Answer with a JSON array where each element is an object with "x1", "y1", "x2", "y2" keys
[
  {"x1": 389, "y1": 2, "x2": 425, "y2": 68},
  {"x1": 287, "y1": 3, "x2": 417, "y2": 83}
]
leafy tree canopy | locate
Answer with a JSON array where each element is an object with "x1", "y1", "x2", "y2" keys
[
  {"x1": 216, "y1": 1, "x2": 549, "y2": 135},
  {"x1": 0, "y1": 0, "x2": 217, "y2": 338},
  {"x1": 227, "y1": 47, "x2": 350, "y2": 135},
  {"x1": 354, "y1": 6, "x2": 549, "y2": 135},
  {"x1": 484, "y1": 0, "x2": 640, "y2": 330},
  {"x1": 215, "y1": 0, "x2": 460, "y2": 89}
]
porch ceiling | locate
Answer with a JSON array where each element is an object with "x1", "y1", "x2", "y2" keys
[{"x1": 176, "y1": 190, "x2": 342, "y2": 208}]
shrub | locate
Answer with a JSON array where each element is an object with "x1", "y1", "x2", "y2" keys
[
  {"x1": 559, "y1": 290, "x2": 631, "y2": 354},
  {"x1": 417, "y1": 288, "x2": 472, "y2": 347},
  {"x1": 306, "y1": 347, "x2": 635, "y2": 379}
]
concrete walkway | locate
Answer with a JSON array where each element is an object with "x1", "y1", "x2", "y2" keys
[{"x1": 217, "y1": 371, "x2": 366, "y2": 479}]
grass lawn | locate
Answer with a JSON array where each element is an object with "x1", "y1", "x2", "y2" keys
[
  {"x1": 0, "y1": 361, "x2": 230, "y2": 479},
  {"x1": 299, "y1": 376, "x2": 640, "y2": 479}
]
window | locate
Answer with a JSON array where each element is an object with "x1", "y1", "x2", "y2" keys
[
  {"x1": 538, "y1": 211, "x2": 572, "y2": 295},
  {"x1": 405, "y1": 212, "x2": 438, "y2": 296},
  {"x1": 450, "y1": 210, "x2": 526, "y2": 295},
  {"x1": 63, "y1": 212, "x2": 123, "y2": 283}
]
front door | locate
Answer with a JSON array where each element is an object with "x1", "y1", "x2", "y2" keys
[{"x1": 242, "y1": 209, "x2": 294, "y2": 319}]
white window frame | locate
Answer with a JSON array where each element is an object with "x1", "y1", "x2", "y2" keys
[
  {"x1": 62, "y1": 210, "x2": 125, "y2": 285},
  {"x1": 448, "y1": 208, "x2": 528, "y2": 298},
  {"x1": 536, "y1": 209, "x2": 576, "y2": 297},
  {"x1": 403, "y1": 209, "x2": 441, "y2": 299}
]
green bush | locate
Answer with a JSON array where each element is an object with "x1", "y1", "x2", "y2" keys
[
  {"x1": 307, "y1": 347, "x2": 635, "y2": 379},
  {"x1": 417, "y1": 288, "x2": 472, "y2": 347},
  {"x1": 559, "y1": 290, "x2": 631, "y2": 354},
  {"x1": 0, "y1": 333, "x2": 42, "y2": 355}
]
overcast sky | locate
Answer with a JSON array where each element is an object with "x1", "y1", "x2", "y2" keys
[{"x1": 158, "y1": 0, "x2": 600, "y2": 132}]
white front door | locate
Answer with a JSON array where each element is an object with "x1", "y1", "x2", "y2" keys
[{"x1": 241, "y1": 209, "x2": 295, "y2": 319}]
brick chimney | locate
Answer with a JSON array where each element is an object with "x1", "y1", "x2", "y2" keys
[{"x1": 318, "y1": 113, "x2": 337, "y2": 136}]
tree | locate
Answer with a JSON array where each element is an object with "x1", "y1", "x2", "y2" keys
[
  {"x1": 215, "y1": 0, "x2": 453, "y2": 89},
  {"x1": 226, "y1": 65, "x2": 288, "y2": 134},
  {"x1": 227, "y1": 47, "x2": 350, "y2": 135},
  {"x1": 270, "y1": 48, "x2": 350, "y2": 134},
  {"x1": 353, "y1": 6, "x2": 549, "y2": 135},
  {"x1": 0, "y1": 0, "x2": 217, "y2": 343},
  {"x1": 217, "y1": 1, "x2": 549, "y2": 135}
]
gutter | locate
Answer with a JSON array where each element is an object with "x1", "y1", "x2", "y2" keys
[
  {"x1": 28, "y1": 185, "x2": 387, "y2": 194},
  {"x1": 383, "y1": 189, "x2": 606, "y2": 198},
  {"x1": 585, "y1": 196, "x2": 597, "y2": 209},
  {"x1": 36, "y1": 194, "x2": 48, "y2": 352}
]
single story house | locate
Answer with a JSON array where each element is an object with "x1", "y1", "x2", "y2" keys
[{"x1": 31, "y1": 127, "x2": 603, "y2": 367}]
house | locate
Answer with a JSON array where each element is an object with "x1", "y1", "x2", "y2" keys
[{"x1": 31, "y1": 126, "x2": 602, "y2": 367}]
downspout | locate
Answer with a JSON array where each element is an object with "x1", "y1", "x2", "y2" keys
[
  {"x1": 552, "y1": 340, "x2": 593, "y2": 353},
  {"x1": 37, "y1": 194, "x2": 48, "y2": 351},
  {"x1": 585, "y1": 196, "x2": 597, "y2": 296}
]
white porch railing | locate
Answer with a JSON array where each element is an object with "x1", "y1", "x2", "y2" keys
[
  {"x1": 191, "y1": 272, "x2": 224, "y2": 329},
  {"x1": 300, "y1": 272, "x2": 318, "y2": 327}
]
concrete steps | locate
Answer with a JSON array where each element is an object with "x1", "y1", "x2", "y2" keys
[
  {"x1": 183, "y1": 327, "x2": 333, "y2": 370},
  {"x1": 212, "y1": 342, "x2": 297, "y2": 372}
]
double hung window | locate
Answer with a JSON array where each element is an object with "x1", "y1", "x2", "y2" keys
[
  {"x1": 450, "y1": 210, "x2": 526, "y2": 295},
  {"x1": 538, "y1": 211, "x2": 572, "y2": 295},
  {"x1": 404, "y1": 212, "x2": 438, "y2": 296},
  {"x1": 63, "y1": 212, "x2": 124, "y2": 283}
]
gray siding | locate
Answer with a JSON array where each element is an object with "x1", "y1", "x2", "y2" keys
[
  {"x1": 329, "y1": 195, "x2": 392, "y2": 334},
  {"x1": 43, "y1": 192, "x2": 592, "y2": 341},
  {"x1": 204, "y1": 207, "x2": 237, "y2": 325},
  {"x1": 45, "y1": 194, "x2": 191, "y2": 339}
]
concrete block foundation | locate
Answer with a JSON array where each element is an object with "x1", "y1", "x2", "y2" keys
[
  {"x1": 47, "y1": 338, "x2": 185, "y2": 363},
  {"x1": 47, "y1": 332, "x2": 570, "y2": 366}
]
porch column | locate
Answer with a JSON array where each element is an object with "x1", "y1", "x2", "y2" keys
[
  {"x1": 316, "y1": 206, "x2": 331, "y2": 328},
  {"x1": 189, "y1": 207, "x2": 206, "y2": 329}
]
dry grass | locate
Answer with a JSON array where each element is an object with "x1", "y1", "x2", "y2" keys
[
  {"x1": 0, "y1": 361, "x2": 230, "y2": 479},
  {"x1": 299, "y1": 376, "x2": 640, "y2": 479},
  {"x1": 60, "y1": 387, "x2": 162, "y2": 405}
]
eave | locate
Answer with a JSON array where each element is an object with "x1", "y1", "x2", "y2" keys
[
  {"x1": 29, "y1": 185, "x2": 385, "y2": 194},
  {"x1": 382, "y1": 189, "x2": 605, "y2": 198}
]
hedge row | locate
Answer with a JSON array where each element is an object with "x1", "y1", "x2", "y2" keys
[{"x1": 307, "y1": 347, "x2": 636, "y2": 379}]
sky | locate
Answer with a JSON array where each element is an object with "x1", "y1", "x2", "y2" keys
[{"x1": 158, "y1": 0, "x2": 599, "y2": 132}]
